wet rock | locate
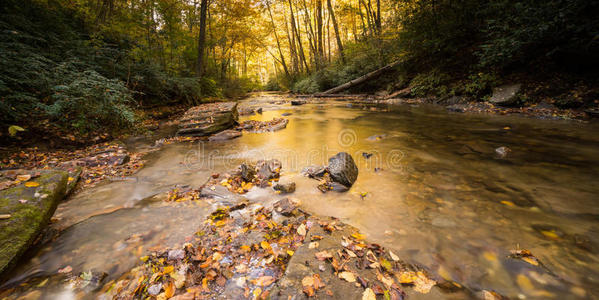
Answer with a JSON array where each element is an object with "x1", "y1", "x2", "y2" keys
[
  {"x1": 255, "y1": 159, "x2": 282, "y2": 185},
  {"x1": 273, "y1": 198, "x2": 299, "y2": 216},
  {"x1": 281, "y1": 112, "x2": 292, "y2": 116},
  {"x1": 327, "y1": 152, "x2": 358, "y2": 188},
  {"x1": 256, "y1": 107, "x2": 263, "y2": 114},
  {"x1": 238, "y1": 163, "x2": 256, "y2": 182},
  {"x1": 291, "y1": 100, "x2": 306, "y2": 106},
  {"x1": 148, "y1": 283, "x2": 162, "y2": 295},
  {"x1": 447, "y1": 104, "x2": 468, "y2": 112},
  {"x1": 489, "y1": 84, "x2": 521, "y2": 106},
  {"x1": 168, "y1": 249, "x2": 185, "y2": 260},
  {"x1": 362, "y1": 152, "x2": 373, "y2": 159},
  {"x1": 274, "y1": 182, "x2": 296, "y2": 194},
  {"x1": 301, "y1": 165, "x2": 327, "y2": 178},
  {"x1": 0, "y1": 170, "x2": 68, "y2": 276},
  {"x1": 495, "y1": 146, "x2": 511, "y2": 158},
  {"x1": 584, "y1": 108, "x2": 599, "y2": 118},
  {"x1": 208, "y1": 129, "x2": 242, "y2": 141},
  {"x1": 65, "y1": 167, "x2": 82, "y2": 195},
  {"x1": 238, "y1": 118, "x2": 289, "y2": 133},
  {"x1": 177, "y1": 102, "x2": 238, "y2": 137}
]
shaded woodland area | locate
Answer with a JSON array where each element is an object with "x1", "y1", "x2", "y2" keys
[{"x1": 1, "y1": 0, "x2": 598, "y2": 144}]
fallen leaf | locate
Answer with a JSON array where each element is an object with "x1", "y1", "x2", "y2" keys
[
  {"x1": 261, "y1": 241, "x2": 271, "y2": 250},
  {"x1": 24, "y1": 181, "x2": 40, "y2": 187},
  {"x1": 362, "y1": 288, "x2": 376, "y2": 300},
  {"x1": 315, "y1": 250, "x2": 332, "y2": 261},
  {"x1": 252, "y1": 276, "x2": 275, "y2": 287},
  {"x1": 309, "y1": 242, "x2": 319, "y2": 249},
  {"x1": 164, "y1": 265, "x2": 175, "y2": 274},
  {"x1": 302, "y1": 276, "x2": 315, "y2": 287},
  {"x1": 58, "y1": 266, "x2": 72, "y2": 273},
  {"x1": 0, "y1": 214, "x2": 11, "y2": 220},
  {"x1": 389, "y1": 251, "x2": 400, "y2": 261},
  {"x1": 16, "y1": 174, "x2": 31, "y2": 181},
  {"x1": 297, "y1": 223, "x2": 306, "y2": 236},
  {"x1": 164, "y1": 281, "x2": 175, "y2": 298},
  {"x1": 338, "y1": 271, "x2": 356, "y2": 282},
  {"x1": 352, "y1": 232, "x2": 366, "y2": 240}
]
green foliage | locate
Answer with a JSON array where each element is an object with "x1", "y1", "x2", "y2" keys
[
  {"x1": 292, "y1": 77, "x2": 320, "y2": 94},
  {"x1": 464, "y1": 73, "x2": 498, "y2": 99},
  {"x1": 264, "y1": 77, "x2": 282, "y2": 91},
  {"x1": 45, "y1": 69, "x2": 136, "y2": 134},
  {"x1": 478, "y1": 0, "x2": 599, "y2": 69},
  {"x1": 409, "y1": 70, "x2": 451, "y2": 98}
]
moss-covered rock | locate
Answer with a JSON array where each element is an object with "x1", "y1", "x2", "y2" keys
[{"x1": 0, "y1": 170, "x2": 68, "y2": 277}]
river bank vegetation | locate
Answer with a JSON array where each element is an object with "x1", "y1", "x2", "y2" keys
[{"x1": 1, "y1": 0, "x2": 598, "y2": 145}]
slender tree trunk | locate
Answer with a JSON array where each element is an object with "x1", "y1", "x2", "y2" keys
[
  {"x1": 375, "y1": 0, "x2": 381, "y2": 32},
  {"x1": 316, "y1": 0, "x2": 324, "y2": 67},
  {"x1": 266, "y1": 0, "x2": 291, "y2": 78},
  {"x1": 196, "y1": 0, "x2": 208, "y2": 76},
  {"x1": 288, "y1": 0, "x2": 310, "y2": 73},
  {"x1": 327, "y1": 0, "x2": 345, "y2": 63}
]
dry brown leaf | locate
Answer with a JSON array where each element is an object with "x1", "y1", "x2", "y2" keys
[
  {"x1": 362, "y1": 288, "x2": 376, "y2": 300},
  {"x1": 252, "y1": 276, "x2": 275, "y2": 287},
  {"x1": 338, "y1": 271, "x2": 356, "y2": 282},
  {"x1": 315, "y1": 250, "x2": 332, "y2": 261}
]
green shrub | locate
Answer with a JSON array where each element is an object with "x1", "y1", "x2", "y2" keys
[
  {"x1": 409, "y1": 70, "x2": 451, "y2": 98},
  {"x1": 292, "y1": 77, "x2": 320, "y2": 94},
  {"x1": 464, "y1": 72, "x2": 498, "y2": 99},
  {"x1": 45, "y1": 70, "x2": 136, "y2": 134}
]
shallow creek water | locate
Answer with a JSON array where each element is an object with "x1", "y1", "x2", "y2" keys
[{"x1": 3, "y1": 93, "x2": 599, "y2": 299}]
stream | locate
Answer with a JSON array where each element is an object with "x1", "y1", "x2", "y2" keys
[{"x1": 3, "y1": 93, "x2": 599, "y2": 299}]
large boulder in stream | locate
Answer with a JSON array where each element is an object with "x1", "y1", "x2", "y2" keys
[
  {"x1": 177, "y1": 102, "x2": 238, "y2": 137},
  {"x1": 489, "y1": 84, "x2": 521, "y2": 106},
  {"x1": 0, "y1": 170, "x2": 68, "y2": 276},
  {"x1": 327, "y1": 152, "x2": 358, "y2": 188}
]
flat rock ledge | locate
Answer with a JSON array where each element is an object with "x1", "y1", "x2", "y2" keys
[
  {"x1": 0, "y1": 170, "x2": 69, "y2": 276},
  {"x1": 177, "y1": 102, "x2": 239, "y2": 137}
]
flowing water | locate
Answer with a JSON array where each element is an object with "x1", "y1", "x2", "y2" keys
[{"x1": 3, "y1": 93, "x2": 599, "y2": 299}]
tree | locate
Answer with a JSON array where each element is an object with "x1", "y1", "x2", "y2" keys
[{"x1": 196, "y1": 0, "x2": 208, "y2": 76}]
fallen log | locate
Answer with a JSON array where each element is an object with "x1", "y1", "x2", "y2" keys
[{"x1": 318, "y1": 60, "x2": 401, "y2": 95}]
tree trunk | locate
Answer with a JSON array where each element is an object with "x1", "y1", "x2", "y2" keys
[
  {"x1": 196, "y1": 0, "x2": 208, "y2": 76},
  {"x1": 319, "y1": 61, "x2": 401, "y2": 94},
  {"x1": 266, "y1": 0, "x2": 291, "y2": 78},
  {"x1": 316, "y1": 0, "x2": 324, "y2": 67},
  {"x1": 288, "y1": 0, "x2": 310, "y2": 73},
  {"x1": 327, "y1": 0, "x2": 345, "y2": 63}
]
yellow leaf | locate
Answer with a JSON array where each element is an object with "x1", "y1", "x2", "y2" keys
[
  {"x1": 241, "y1": 245, "x2": 251, "y2": 252},
  {"x1": 163, "y1": 265, "x2": 174, "y2": 274},
  {"x1": 260, "y1": 241, "x2": 271, "y2": 250},
  {"x1": 164, "y1": 281, "x2": 175, "y2": 298},
  {"x1": 521, "y1": 257, "x2": 539, "y2": 266},
  {"x1": 501, "y1": 200, "x2": 515, "y2": 207},
  {"x1": 286, "y1": 250, "x2": 294, "y2": 256},
  {"x1": 253, "y1": 287, "x2": 262, "y2": 298},
  {"x1": 24, "y1": 181, "x2": 39, "y2": 187},
  {"x1": 541, "y1": 230, "x2": 559, "y2": 239},
  {"x1": 351, "y1": 232, "x2": 366, "y2": 240},
  {"x1": 67, "y1": 177, "x2": 75, "y2": 182}
]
